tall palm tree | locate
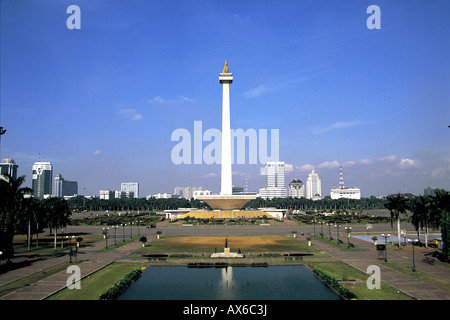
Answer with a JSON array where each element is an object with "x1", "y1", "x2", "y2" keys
[
  {"x1": 0, "y1": 174, "x2": 32, "y2": 261},
  {"x1": 42, "y1": 198, "x2": 71, "y2": 250},
  {"x1": 385, "y1": 193, "x2": 408, "y2": 248},
  {"x1": 432, "y1": 189, "x2": 450, "y2": 261},
  {"x1": 409, "y1": 196, "x2": 435, "y2": 247}
]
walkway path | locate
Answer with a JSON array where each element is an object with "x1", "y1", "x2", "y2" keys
[
  {"x1": 0, "y1": 235, "x2": 146, "y2": 300},
  {"x1": 307, "y1": 234, "x2": 450, "y2": 300}
]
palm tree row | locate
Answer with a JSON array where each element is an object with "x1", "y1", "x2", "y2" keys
[
  {"x1": 0, "y1": 174, "x2": 71, "y2": 262},
  {"x1": 385, "y1": 189, "x2": 450, "y2": 261}
]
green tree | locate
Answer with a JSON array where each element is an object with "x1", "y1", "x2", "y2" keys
[
  {"x1": 41, "y1": 198, "x2": 71, "y2": 250},
  {"x1": 385, "y1": 193, "x2": 408, "y2": 248},
  {"x1": 432, "y1": 189, "x2": 450, "y2": 261},
  {"x1": 0, "y1": 175, "x2": 32, "y2": 261},
  {"x1": 408, "y1": 196, "x2": 439, "y2": 248}
]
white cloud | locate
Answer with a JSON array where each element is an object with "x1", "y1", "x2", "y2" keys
[
  {"x1": 284, "y1": 163, "x2": 294, "y2": 173},
  {"x1": 399, "y1": 158, "x2": 418, "y2": 168},
  {"x1": 318, "y1": 160, "x2": 340, "y2": 169},
  {"x1": 360, "y1": 158, "x2": 372, "y2": 165},
  {"x1": 231, "y1": 14, "x2": 251, "y2": 24},
  {"x1": 93, "y1": 150, "x2": 101, "y2": 156},
  {"x1": 297, "y1": 164, "x2": 315, "y2": 172},
  {"x1": 118, "y1": 108, "x2": 142, "y2": 121},
  {"x1": 203, "y1": 173, "x2": 218, "y2": 178},
  {"x1": 378, "y1": 155, "x2": 397, "y2": 161},
  {"x1": 179, "y1": 96, "x2": 195, "y2": 102},
  {"x1": 245, "y1": 85, "x2": 267, "y2": 98},
  {"x1": 148, "y1": 96, "x2": 165, "y2": 104},
  {"x1": 313, "y1": 121, "x2": 365, "y2": 134},
  {"x1": 148, "y1": 95, "x2": 194, "y2": 104},
  {"x1": 232, "y1": 171, "x2": 251, "y2": 178}
]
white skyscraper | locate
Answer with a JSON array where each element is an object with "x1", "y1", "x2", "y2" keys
[
  {"x1": 259, "y1": 161, "x2": 287, "y2": 199},
  {"x1": 0, "y1": 158, "x2": 18, "y2": 180},
  {"x1": 121, "y1": 182, "x2": 139, "y2": 198},
  {"x1": 32, "y1": 162, "x2": 53, "y2": 199},
  {"x1": 306, "y1": 169, "x2": 321, "y2": 200}
]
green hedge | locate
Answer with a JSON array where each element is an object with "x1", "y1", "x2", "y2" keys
[
  {"x1": 99, "y1": 269, "x2": 142, "y2": 300},
  {"x1": 312, "y1": 268, "x2": 357, "y2": 300}
]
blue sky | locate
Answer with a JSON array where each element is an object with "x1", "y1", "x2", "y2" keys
[{"x1": 1, "y1": 0, "x2": 449, "y2": 197}]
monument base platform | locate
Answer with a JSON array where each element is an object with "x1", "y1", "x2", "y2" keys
[
  {"x1": 211, "y1": 248, "x2": 243, "y2": 258},
  {"x1": 197, "y1": 194, "x2": 257, "y2": 210}
]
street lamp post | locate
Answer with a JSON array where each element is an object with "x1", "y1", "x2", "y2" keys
[
  {"x1": 122, "y1": 224, "x2": 126, "y2": 242},
  {"x1": 366, "y1": 224, "x2": 372, "y2": 237},
  {"x1": 335, "y1": 224, "x2": 341, "y2": 244},
  {"x1": 103, "y1": 227, "x2": 109, "y2": 248},
  {"x1": 66, "y1": 236, "x2": 75, "y2": 263},
  {"x1": 327, "y1": 223, "x2": 332, "y2": 240},
  {"x1": 313, "y1": 219, "x2": 316, "y2": 236},
  {"x1": 112, "y1": 225, "x2": 118, "y2": 246},
  {"x1": 320, "y1": 221, "x2": 324, "y2": 238},
  {"x1": 345, "y1": 226, "x2": 352, "y2": 248},
  {"x1": 130, "y1": 222, "x2": 133, "y2": 239},
  {"x1": 381, "y1": 234, "x2": 389, "y2": 262}
]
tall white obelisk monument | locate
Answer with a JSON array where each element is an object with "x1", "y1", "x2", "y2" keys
[
  {"x1": 197, "y1": 61, "x2": 256, "y2": 209},
  {"x1": 219, "y1": 60, "x2": 233, "y2": 195}
]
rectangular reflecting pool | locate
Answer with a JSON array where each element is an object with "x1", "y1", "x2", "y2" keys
[{"x1": 117, "y1": 265, "x2": 341, "y2": 300}]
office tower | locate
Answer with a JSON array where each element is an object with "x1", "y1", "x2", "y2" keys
[
  {"x1": 424, "y1": 187, "x2": 436, "y2": 197},
  {"x1": 32, "y1": 162, "x2": 53, "y2": 199},
  {"x1": 99, "y1": 190, "x2": 114, "y2": 200},
  {"x1": 0, "y1": 158, "x2": 18, "y2": 180},
  {"x1": 258, "y1": 161, "x2": 287, "y2": 199},
  {"x1": 53, "y1": 173, "x2": 78, "y2": 198},
  {"x1": 183, "y1": 187, "x2": 192, "y2": 199},
  {"x1": 289, "y1": 179, "x2": 305, "y2": 198},
  {"x1": 174, "y1": 187, "x2": 183, "y2": 197},
  {"x1": 306, "y1": 169, "x2": 321, "y2": 200},
  {"x1": 121, "y1": 182, "x2": 139, "y2": 198}
]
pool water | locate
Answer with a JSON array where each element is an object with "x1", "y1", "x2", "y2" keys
[{"x1": 117, "y1": 265, "x2": 341, "y2": 300}]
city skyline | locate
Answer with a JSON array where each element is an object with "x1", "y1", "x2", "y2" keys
[{"x1": 1, "y1": 1, "x2": 449, "y2": 197}]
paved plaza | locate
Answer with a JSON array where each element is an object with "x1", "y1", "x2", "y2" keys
[{"x1": 0, "y1": 221, "x2": 449, "y2": 300}]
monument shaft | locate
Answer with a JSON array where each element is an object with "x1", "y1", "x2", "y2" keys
[
  {"x1": 196, "y1": 61, "x2": 256, "y2": 210},
  {"x1": 219, "y1": 60, "x2": 233, "y2": 195}
]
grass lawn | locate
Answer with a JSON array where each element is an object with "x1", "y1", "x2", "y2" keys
[
  {"x1": 136, "y1": 235, "x2": 318, "y2": 254},
  {"x1": 46, "y1": 262, "x2": 144, "y2": 300},
  {"x1": 307, "y1": 261, "x2": 413, "y2": 300},
  {"x1": 12, "y1": 233, "x2": 102, "y2": 254}
]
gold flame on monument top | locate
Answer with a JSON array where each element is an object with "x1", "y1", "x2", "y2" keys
[{"x1": 222, "y1": 60, "x2": 229, "y2": 73}]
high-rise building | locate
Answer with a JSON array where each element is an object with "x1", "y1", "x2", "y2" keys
[
  {"x1": 330, "y1": 166, "x2": 361, "y2": 200},
  {"x1": 53, "y1": 173, "x2": 78, "y2": 198},
  {"x1": 32, "y1": 162, "x2": 53, "y2": 199},
  {"x1": 99, "y1": 190, "x2": 114, "y2": 200},
  {"x1": 0, "y1": 158, "x2": 18, "y2": 180},
  {"x1": 424, "y1": 187, "x2": 436, "y2": 196},
  {"x1": 259, "y1": 161, "x2": 287, "y2": 199},
  {"x1": 289, "y1": 179, "x2": 305, "y2": 198},
  {"x1": 306, "y1": 169, "x2": 321, "y2": 200},
  {"x1": 121, "y1": 182, "x2": 139, "y2": 198}
]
